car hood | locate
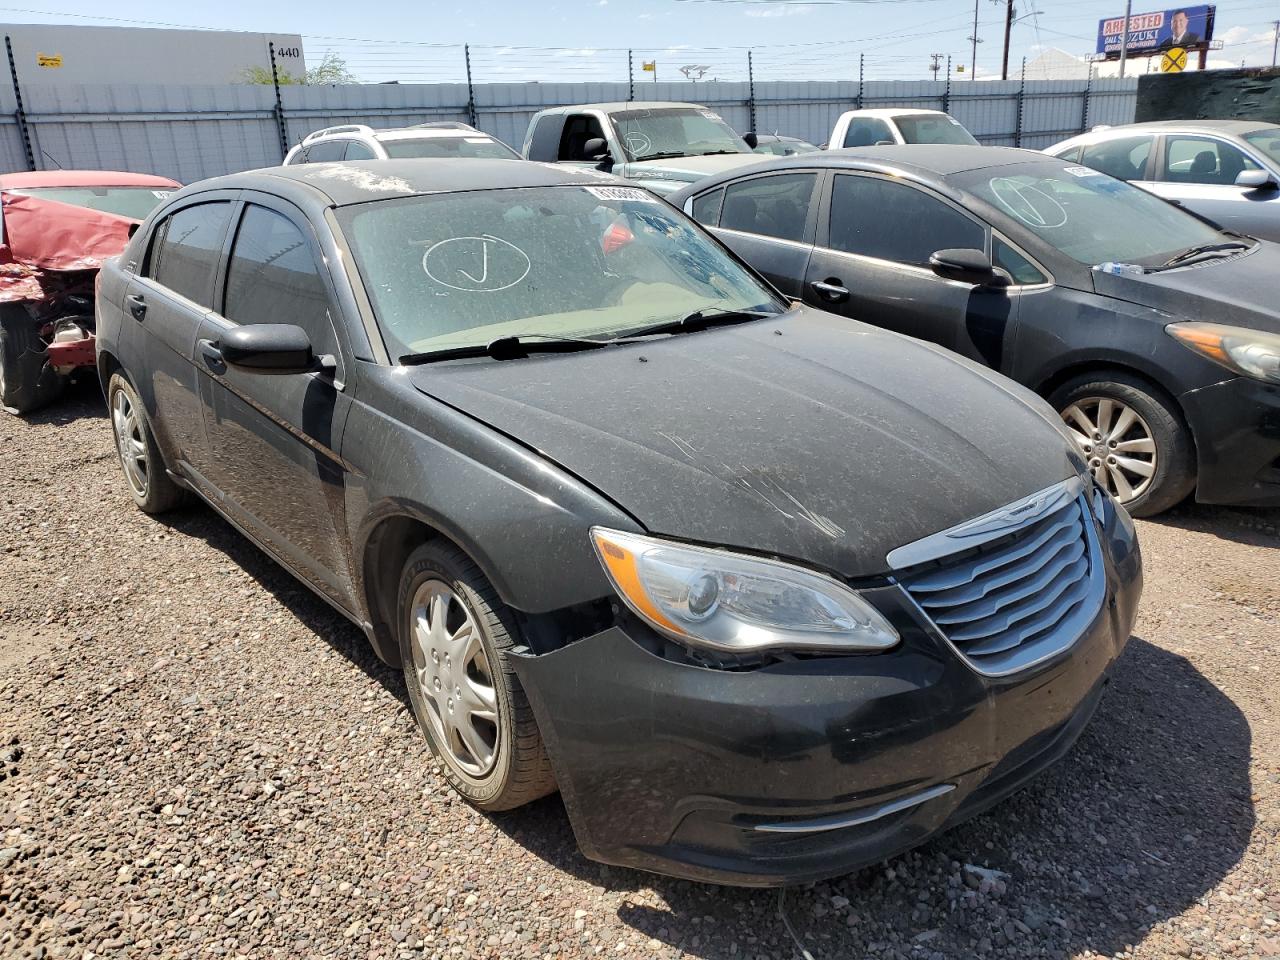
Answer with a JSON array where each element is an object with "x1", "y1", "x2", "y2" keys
[
  {"x1": 617, "y1": 153, "x2": 768, "y2": 183},
  {"x1": 409, "y1": 308, "x2": 1078, "y2": 579},
  {"x1": 1091, "y1": 242, "x2": 1280, "y2": 335}
]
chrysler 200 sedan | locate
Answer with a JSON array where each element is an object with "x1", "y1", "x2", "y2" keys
[{"x1": 96, "y1": 160, "x2": 1141, "y2": 886}]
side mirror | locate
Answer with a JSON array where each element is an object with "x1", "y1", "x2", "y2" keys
[
  {"x1": 929, "y1": 248, "x2": 1006, "y2": 287},
  {"x1": 742, "y1": 131, "x2": 759, "y2": 149},
  {"x1": 582, "y1": 137, "x2": 611, "y2": 163},
  {"x1": 220, "y1": 324, "x2": 322, "y2": 375},
  {"x1": 1235, "y1": 169, "x2": 1278, "y2": 190}
]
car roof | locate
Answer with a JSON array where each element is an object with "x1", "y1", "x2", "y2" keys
[
  {"x1": 0, "y1": 169, "x2": 181, "y2": 190},
  {"x1": 373, "y1": 128, "x2": 499, "y2": 142},
  {"x1": 1079, "y1": 119, "x2": 1278, "y2": 137},
  {"x1": 838, "y1": 108, "x2": 951, "y2": 120},
  {"x1": 531, "y1": 101, "x2": 709, "y2": 116},
  {"x1": 187, "y1": 159, "x2": 622, "y2": 206},
  {"x1": 766, "y1": 144, "x2": 1047, "y2": 177}
]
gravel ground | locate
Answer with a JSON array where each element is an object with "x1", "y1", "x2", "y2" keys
[{"x1": 2, "y1": 381, "x2": 1278, "y2": 960}]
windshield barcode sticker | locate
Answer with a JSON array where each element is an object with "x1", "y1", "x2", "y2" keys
[
  {"x1": 1063, "y1": 165, "x2": 1101, "y2": 177},
  {"x1": 583, "y1": 185, "x2": 660, "y2": 203},
  {"x1": 463, "y1": 137, "x2": 493, "y2": 143}
]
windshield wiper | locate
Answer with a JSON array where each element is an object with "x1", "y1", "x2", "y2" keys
[
  {"x1": 399, "y1": 334, "x2": 614, "y2": 365},
  {"x1": 1155, "y1": 240, "x2": 1251, "y2": 270},
  {"x1": 618, "y1": 307, "x2": 782, "y2": 341},
  {"x1": 698, "y1": 149, "x2": 749, "y2": 156},
  {"x1": 633, "y1": 151, "x2": 694, "y2": 161}
]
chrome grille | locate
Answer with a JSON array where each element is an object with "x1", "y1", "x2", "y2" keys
[{"x1": 895, "y1": 483, "x2": 1104, "y2": 676}]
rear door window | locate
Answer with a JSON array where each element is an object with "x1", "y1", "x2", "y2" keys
[
  {"x1": 1162, "y1": 135, "x2": 1259, "y2": 186},
  {"x1": 828, "y1": 174, "x2": 984, "y2": 267},
  {"x1": 691, "y1": 187, "x2": 725, "y2": 226},
  {"x1": 147, "y1": 201, "x2": 235, "y2": 308},
  {"x1": 1080, "y1": 136, "x2": 1154, "y2": 181},
  {"x1": 719, "y1": 173, "x2": 816, "y2": 243},
  {"x1": 344, "y1": 141, "x2": 377, "y2": 160},
  {"x1": 223, "y1": 204, "x2": 339, "y2": 357}
]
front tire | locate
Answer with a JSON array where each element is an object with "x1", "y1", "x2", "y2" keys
[
  {"x1": 107, "y1": 373, "x2": 186, "y2": 514},
  {"x1": 1050, "y1": 372, "x2": 1196, "y2": 518},
  {"x1": 0, "y1": 309, "x2": 64, "y2": 415},
  {"x1": 398, "y1": 541, "x2": 556, "y2": 811}
]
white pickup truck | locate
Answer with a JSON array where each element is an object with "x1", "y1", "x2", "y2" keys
[{"x1": 828, "y1": 109, "x2": 979, "y2": 150}]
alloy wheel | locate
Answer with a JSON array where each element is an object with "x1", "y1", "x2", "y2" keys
[
  {"x1": 1061, "y1": 396, "x2": 1157, "y2": 503},
  {"x1": 111, "y1": 388, "x2": 149, "y2": 498},
  {"x1": 410, "y1": 579, "x2": 500, "y2": 778}
]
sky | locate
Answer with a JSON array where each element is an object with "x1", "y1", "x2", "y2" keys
[{"x1": 0, "y1": 0, "x2": 1277, "y2": 83}]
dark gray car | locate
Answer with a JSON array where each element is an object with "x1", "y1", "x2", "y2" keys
[{"x1": 95, "y1": 159, "x2": 1141, "y2": 886}]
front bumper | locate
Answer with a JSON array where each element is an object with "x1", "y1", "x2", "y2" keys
[
  {"x1": 510, "y1": 498, "x2": 1142, "y2": 886},
  {"x1": 1181, "y1": 376, "x2": 1280, "y2": 507}
]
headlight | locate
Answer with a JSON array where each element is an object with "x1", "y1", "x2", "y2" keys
[
  {"x1": 591, "y1": 528, "x2": 899, "y2": 655},
  {"x1": 1166, "y1": 322, "x2": 1280, "y2": 384}
]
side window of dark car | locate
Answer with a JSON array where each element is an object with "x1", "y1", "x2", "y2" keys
[
  {"x1": 223, "y1": 205, "x2": 339, "y2": 357},
  {"x1": 719, "y1": 173, "x2": 816, "y2": 244},
  {"x1": 1162, "y1": 135, "x2": 1259, "y2": 186},
  {"x1": 558, "y1": 115, "x2": 607, "y2": 162},
  {"x1": 843, "y1": 118, "x2": 894, "y2": 148},
  {"x1": 691, "y1": 187, "x2": 725, "y2": 227},
  {"x1": 146, "y1": 201, "x2": 235, "y2": 308},
  {"x1": 304, "y1": 140, "x2": 346, "y2": 163},
  {"x1": 992, "y1": 237, "x2": 1047, "y2": 286},
  {"x1": 828, "y1": 175, "x2": 984, "y2": 268},
  {"x1": 344, "y1": 141, "x2": 377, "y2": 160},
  {"x1": 526, "y1": 116, "x2": 561, "y2": 161},
  {"x1": 1079, "y1": 136, "x2": 1154, "y2": 181}
]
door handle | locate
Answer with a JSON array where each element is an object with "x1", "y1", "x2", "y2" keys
[
  {"x1": 126, "y1": 294, "x2": 147, "y2": 321},
  {"x1": 810, "y1": 279, "x2": 850, "y2": 303},
  {"x1": 198, "y1": 339, "x2": 226, "y2": 372}
]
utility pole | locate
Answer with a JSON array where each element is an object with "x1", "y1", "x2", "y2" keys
[
  {"x1": 969, "y1": 0, "x2": 981, "y2": 79},
  {"x1": 1272, "y1": 20, "x2": 1279, "y2": 68},
  {"x1": 929, "y1": 52, "x2": 944, "y2": 80},
  {"x1": 1001, "y1": 0, "x2": 1015, "y2": 81},
  {"x1": 1118, "y1": 0, "x2": 1132, "y2": 78}
]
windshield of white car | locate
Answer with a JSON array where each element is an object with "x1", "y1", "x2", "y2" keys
[
  {"x1": 336, "y1": 184, "x2": 785, "y2": 361},
  {"x1": 1242, "y1": 128, "x2": 1280, "y2": 166},
  {"x1": 5, "y1": 185, "x2": 174, "y2": 220},
  {"x1": 381, "y1": 138, "x2": 520, "y2": 160},
  {"x1": 957, "y1": 161, "x2": 1231, "y2": 267},
  {"x1": 894, "y1": 115, "x2": 979, "y2": 146},
  {"x1": 610, "y1": 108, "x2": 751, "y2": 161}
]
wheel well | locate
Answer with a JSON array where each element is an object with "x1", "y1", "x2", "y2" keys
[
  {"x1": 1036, "y1": 360, "x2": 1198, "y2": 457},
  {"x1": 97, "y1": 348, "x2": 122, "y2": 393},
  {"x1": 362, "y1": 515, "x2": 446, "y2": 667}
]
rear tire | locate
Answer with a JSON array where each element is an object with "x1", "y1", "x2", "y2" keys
[
  {"x1": 398, "y1": 541, "x2": 556, "y2": 811},
  {"x1": 1049, "y1": 372, "x2": 1196, "y2": 518},
  {"x1": 0, "y1": 309, "x2": 64, "y2": 415},
  {"x1": 107, "y1": 372, "x2": 186, "y2": 514}
]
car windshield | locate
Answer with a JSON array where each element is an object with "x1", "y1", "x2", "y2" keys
[
  {"x1": 5, "y1": 185, "x2": 174, "y2": 220},
  {"x1": 381, "y1": 137, "x2": 519, "y2": 160},
  {"x1": 337, "y1": 184, "x2": 783, "y2": 359},
  {"x1": 895, "y1": 114, "x2": 978, "y2": 146},
  {"x1": 956, "y1": 161, "x2": 1227, "y2": 266},
  {"x1": 1242, "y1": 128, "x2": 1280, "y2": 166},
  {"x1": 610, "y1": 107, "x2": 750, "y2": 161}
]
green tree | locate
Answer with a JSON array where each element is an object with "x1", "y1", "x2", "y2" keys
[{"x1": 238, "y1": 51, "x2": 355, "y2": 85}]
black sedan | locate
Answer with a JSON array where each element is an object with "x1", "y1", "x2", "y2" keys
[
  {"x1": 669, "y1": 146, "x2": 1280, "y2": 516},
  {"x1": 96, "y1": 159, "x2": 1141, "y2": 886}
]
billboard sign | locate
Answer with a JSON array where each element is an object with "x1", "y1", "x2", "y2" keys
[{"x1": 1096, "y1": 5, "x2": 1215, "y2": 58}]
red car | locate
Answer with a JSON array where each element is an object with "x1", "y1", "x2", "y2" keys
[{"x1": 0, "y1": 170, "x2": 180, "y2": 414}]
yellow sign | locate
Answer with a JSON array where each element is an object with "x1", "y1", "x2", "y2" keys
[
  {"x1": 956, "y1": 64, "x2": 966, "y2": 73},
  {"x1": 642, "y1": 60, "x2": 656, "y2": 72},
  {"x1": 36, "y1": 53, "x2": 63, "y2": 68},
  {"x1": 1160, "y1": 46, "x2": 1187, "y2": 73}
]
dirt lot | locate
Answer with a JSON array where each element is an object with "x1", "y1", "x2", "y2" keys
[{"x1": 2, "y1": 382, "x2": 1278, "y2": 960}]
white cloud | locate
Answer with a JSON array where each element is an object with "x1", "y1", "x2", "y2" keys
[
  {"x1": 598, "y1": 0, "x2": 608, "y2": 5},
  {"x1": 1219, "y1": 26, "x2": 1275, "y2": 46},
  {"x1": 744, "y1": 2, "x2": 813, "y2": 16}
]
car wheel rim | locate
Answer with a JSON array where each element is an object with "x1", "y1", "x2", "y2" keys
[
  {"x1": 111, "y1": 388, "x2": 149, "y2": 498},
  {"x1": 410, "y1": 579, "x2": 499, "y2": 778},
  {"x1": 1061, "y1": 397, "x2": 1157, "y2": 503}
]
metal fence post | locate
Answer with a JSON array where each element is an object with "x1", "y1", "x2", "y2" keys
[
  {"x1": 628, "y1": 49, "x2": 634, "y2": 101},
  {"x1": 1080, "y1": 64, "x2": 1093, "y2": 134},
  {"x1": 747, "y1": 49, "x2": 757, "y2": 133},
  {"x1": 855, "y1": 54, "x2": 864, "y2": 109},
  {"x1": 943, "y1": 55, "x2": 952, "y2": 113},
  {"x1": 5, "y1": 35, "x2": 35, "y2": 171},
  {"x1": 464, "y1": 44, "x2": 478, "y2": 128},
  {"x1": 268, "y1": 42, "x2": 290, "y2": 160},
  {"x1": 1014, "y1": 57, "x2": 1026, "y2": 147}
]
